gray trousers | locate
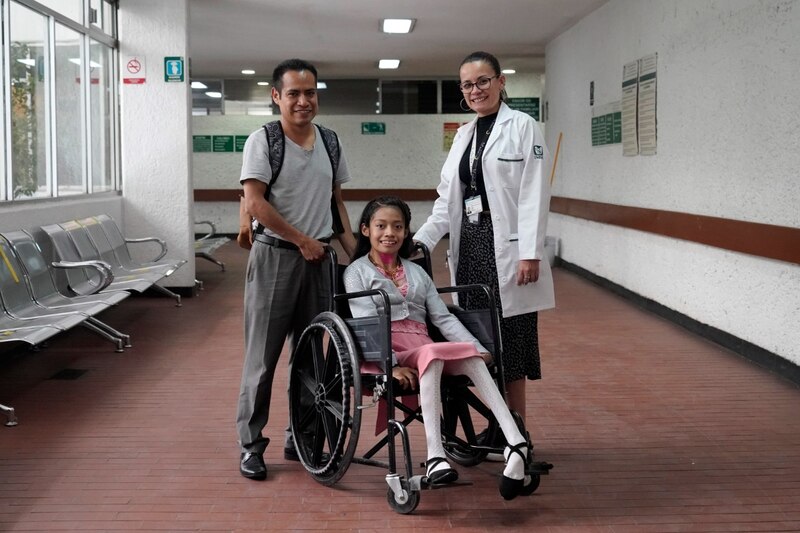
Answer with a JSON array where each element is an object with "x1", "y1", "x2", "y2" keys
[{"x1": 236, "y1": 242, "x2": 329, "y2": 453}]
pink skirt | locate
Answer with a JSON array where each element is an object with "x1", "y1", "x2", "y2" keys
[
  {"x1": 362, "y1": 323, "x2": 482, "y2": 435},
  {"x1": 392, "y1": 331, "x2": 480, "y2": 377}
]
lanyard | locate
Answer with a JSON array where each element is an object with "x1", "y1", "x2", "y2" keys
[{"x1": 468, "y1": 122, "x2": 493, "y2": 193}]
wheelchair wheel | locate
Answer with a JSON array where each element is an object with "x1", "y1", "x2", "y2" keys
[
  {"x1": 440, "y1": 377, "x2": 500, "y2": 466},
  {"x1": 386, "y1": 485, "x2": 420, "y2": 514},
  {"x1": 289, "y1": 312, "x2": 362, "y2": 486}
]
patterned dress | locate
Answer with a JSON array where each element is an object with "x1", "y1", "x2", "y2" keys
[{"x1": 455, "y1": 215, "x2": 541, "y2": 382}]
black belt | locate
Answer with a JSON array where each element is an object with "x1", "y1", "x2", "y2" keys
[{"x1": 254, "y1": 234, "x2": 330, "y2": 250}]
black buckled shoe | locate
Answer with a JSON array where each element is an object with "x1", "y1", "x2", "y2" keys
[
  {"x1": 499, "y1": 443, "x2": 529, "y2": 500},
  {"x1": 240, "y1": 452, "x2": 267, "y2": 480},
  {"x1": 425, "y1": 456, "x2": 458, "y2": 486}
]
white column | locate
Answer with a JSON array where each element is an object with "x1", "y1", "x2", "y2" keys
[{"x1": 118, "y1": 0, "x2": 195, "y2": 288}]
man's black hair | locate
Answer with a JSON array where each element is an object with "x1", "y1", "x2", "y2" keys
[{"x1": 272, "y1": 59, "x2": 318, "y2": 91}]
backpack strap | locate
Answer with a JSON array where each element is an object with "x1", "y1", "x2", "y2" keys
[
  {"x1": 253, "y1": 121, "x2": 285, "y2": 236},
  {"x1": 262, "y1": 120, "x2": 285, "y2": 198},
  {"x1": 316, "y1": 124, "x2": 345, "y2": 235}
]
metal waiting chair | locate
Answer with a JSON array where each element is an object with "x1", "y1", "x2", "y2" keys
[
  {"x1": 194, "y1": 220, "x2": 229, "y2": 271},
  {"x1": 38, "y1": 223, "x2": 181, "y2": 307},
  {"x1": 94, "y1": 214, "x2": 187, "y2": 274},
  {"x1": 0, "y1": 238, "x2": 126, "y2": 352},
  {"x1": 1, "y1": 231, "x2": 131, "y2": 349}
]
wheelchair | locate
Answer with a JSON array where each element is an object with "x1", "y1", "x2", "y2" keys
[{"x1": 287, "y1": 244, "x2": 552, "y2": 514}]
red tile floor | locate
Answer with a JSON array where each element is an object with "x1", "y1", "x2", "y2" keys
[{"x1": 1, "y1": 241, "x2": 799, "y2": 532}]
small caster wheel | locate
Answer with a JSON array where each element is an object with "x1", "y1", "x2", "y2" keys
[{"x1": 386, "y1": 487, "x2": 420, "y2": 514}]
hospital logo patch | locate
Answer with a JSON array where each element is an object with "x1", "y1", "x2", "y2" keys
[{"x1": 533, "y1": 145, "x2": 544, "y2": 159}]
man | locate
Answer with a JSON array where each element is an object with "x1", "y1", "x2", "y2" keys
[{"x1": 236, "y1": 59, "x2": 356, "y2": 480}]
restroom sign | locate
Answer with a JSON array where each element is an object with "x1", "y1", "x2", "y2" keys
[{"x1": 164, "y1": 57, "x2": 184, "y2": 82}]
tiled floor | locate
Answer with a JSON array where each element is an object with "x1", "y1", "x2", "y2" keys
[{"x1": 1, "y1": 241, "x2": 798, "y2": 532}]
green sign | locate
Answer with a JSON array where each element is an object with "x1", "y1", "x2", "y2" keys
[
  {"x1": 212, "y1": 135, "x2": 234, "y2": 152},
  {"x1": 192, "y1": 135, "x2": 212, "y2": 152},
  {"x1": 164, "y1": 56, "x2": 184, "y2": 82},
  {"x1": 591, "y1": 111, "x2": 622, "y2": 146},
  {"x1": 506, "y1": 97, "x2": 540, "y2": 121},
  {"x1": 361, "y1": 122, "x2": 386, "y2": 135},
  {"x1": 235, "y1": 135, "x2": 249, "y2": 152}
]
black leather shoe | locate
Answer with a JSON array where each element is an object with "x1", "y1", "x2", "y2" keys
[
  {"x1": 284, "y1": 444, "x2": 330, "y2": 465},
  {"x1": 283, "y1": 445, "x2": 299, "y2": 461},
  {"x1": 240, "y1": 452, "x2": 267, "y2": 480}
]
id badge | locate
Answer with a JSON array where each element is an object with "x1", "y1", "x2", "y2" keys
[
  {"x1": 464, "y1": 195, "x2": 483, "y2": 216},
  {"x1": 464, "y1": 195, "x2": 483, "y2": 224}
]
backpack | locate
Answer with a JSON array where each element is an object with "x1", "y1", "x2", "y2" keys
[{"x1": 254, "y1": 120, "x2": 344, "y2": 235}]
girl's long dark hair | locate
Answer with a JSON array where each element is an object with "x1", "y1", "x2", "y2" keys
[{"x1": 352, "y1": 196, "x2": 415, "y2": 261}]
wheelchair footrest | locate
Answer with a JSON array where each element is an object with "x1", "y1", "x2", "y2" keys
[{"x1": 528, "y1": 461, "x2": 554, "y2": 475}]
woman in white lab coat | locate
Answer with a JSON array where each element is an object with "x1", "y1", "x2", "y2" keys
[{"x1": 414, "y1": 51, "x2": 555, "y2": 425}]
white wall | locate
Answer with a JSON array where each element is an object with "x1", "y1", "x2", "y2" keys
[
  {"x1": 0, "y1": 195, "x2": 123, "y2": 233},
  {"x1": 545, "y1": 0, "x2": 800, "y2": 364},
  {"x1": 193, "y1": 113, "x2": 476, "y2": 234},
  {"x1": 118, "y1": 0, "x2": 195, "y2": 288}
]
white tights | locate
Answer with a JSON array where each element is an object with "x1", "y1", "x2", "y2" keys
[{"x1": 418, "y1": 357, "x2": 527, "y2": 480}]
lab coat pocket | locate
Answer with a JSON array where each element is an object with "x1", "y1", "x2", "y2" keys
[{"x1": 497, "y1": 152, "x2": 524, "y2": 163}]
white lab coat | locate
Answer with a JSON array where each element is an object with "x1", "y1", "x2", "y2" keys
[{"x1": 414, "y1": 102, "x2": 555, "y2": 317}]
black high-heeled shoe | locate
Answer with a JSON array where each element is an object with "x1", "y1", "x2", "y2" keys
[
  {"x1": 499, "y1": 442, "x2": 528, "y2": 500},
  {"x1": 425, "y1": 456, "x2": 458, "y2": 485}
]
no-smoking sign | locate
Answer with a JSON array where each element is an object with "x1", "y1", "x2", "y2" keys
[{"x1": 123, "y1": 56, "x2": 146, "y2": 84}]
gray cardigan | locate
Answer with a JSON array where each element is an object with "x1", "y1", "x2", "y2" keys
[{"x1": 343, "y1": 255, "x2": 487, "y2": 353}]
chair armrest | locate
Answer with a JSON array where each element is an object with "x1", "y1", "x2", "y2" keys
[
  {"x1": 124, "y1": 237, "x2": 167, "y2": 262},
  {"x1": 194, "y1": 220, "x2": 216, "y2": 241},
  {"x1": 52, "y1": 260, "x2": 115, "y2": 294}
]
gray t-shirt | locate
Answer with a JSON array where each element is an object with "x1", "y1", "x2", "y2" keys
[{"x1": 239, "y1": 125, "x2": 351, "y2": 240}]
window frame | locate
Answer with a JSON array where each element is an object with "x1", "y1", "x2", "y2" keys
[{"x1": 1, "y1": 0, "x2": 119, "y2": 202}]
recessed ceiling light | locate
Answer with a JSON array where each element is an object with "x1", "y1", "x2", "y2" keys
[
  {"x1": 241, "y1": 69, "x2": 255, "y2": 75},
  {"x1": 205, "y1": 91, "x2": 222, "y2": 98},
  {"x1": 317, "y1": 82, "x2": 327, "y2": 89},
  {"x1": 191, "y1": 81, "x2": 208, "y2": 89},
  {"x1": 502, "y1": 69, "x2": 516, "y2": 74},
  {"x1": 382, "y1": 18, "x2": 415, "y2": 33},
  {"x1": 257, "y1": 81, "x2": 270, "y2": 86},
  {"x1": 379, "y1": 59, "x2": 400, "y2": 69}
]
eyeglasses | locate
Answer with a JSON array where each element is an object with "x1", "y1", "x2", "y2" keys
[{"x1": 458, "y1": 75, "x2": 499, "y2": 93}]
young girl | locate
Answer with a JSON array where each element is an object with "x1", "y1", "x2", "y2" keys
[{"x1": 343, "y1": 196, "x2": 533, "y2": 500}]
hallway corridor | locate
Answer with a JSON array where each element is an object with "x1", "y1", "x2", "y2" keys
[{"x1": 1, "y1": 241, "x2": 798, "y2": 532}]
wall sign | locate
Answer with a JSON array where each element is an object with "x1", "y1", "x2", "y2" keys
[
  {"x1": 164, "y1": 56, "x2": 184, "y2": 83},
  {"x1": 192, "y1": 135, "x2": 212, "y2": 152},
  {"x1": 506, "y1": 97, "x2": 540, "y2": 121},
  {"x1": 123, "y1": 56, "x2": 146, "y2": 84},
  {"x1": 361, "y1": 122, "x2": 386, "y2": 135}
]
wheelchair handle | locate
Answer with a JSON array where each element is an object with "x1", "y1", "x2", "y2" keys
[
  {"x1": 411, "y1": 241, "x2": 433, "y2": 276},
  {"x1": 324, "y1": 245, "x2": 339, "y2": 308}
]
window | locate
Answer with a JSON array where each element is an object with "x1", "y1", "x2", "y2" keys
[
  {"x1": 2, "y1": 0, "x2": 119, "y2": 202},
  {"x1": 190, "y1": 78, "x2": 471, "y2": 116},
  {"x1": 9, "y1": 2, "x2": 48, "y2": 199},
  {"x1": 90, "y1": 39, "x2": 114, "y2": 192},
  {"x1": 54, "y1": 23, "x2": 85, "y2": 196}
]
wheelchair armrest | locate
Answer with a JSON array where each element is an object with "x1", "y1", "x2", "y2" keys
[
  {"x1": 125, "y1": 237, "x2": 168, "y2": 262},
  {"x1": 335, "y1": 288, "x2": 396, "y2": 374},
  {"x1": 436, "y1": 283, "x2": 495, "y2": 306},
  {"x1": 52, "y1": 259, "x2": 115, "y2": 294}
]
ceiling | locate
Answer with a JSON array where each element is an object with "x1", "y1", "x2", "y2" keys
[{"x1": 188, "y1": 0, "x2": 609, "y2": 81}]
